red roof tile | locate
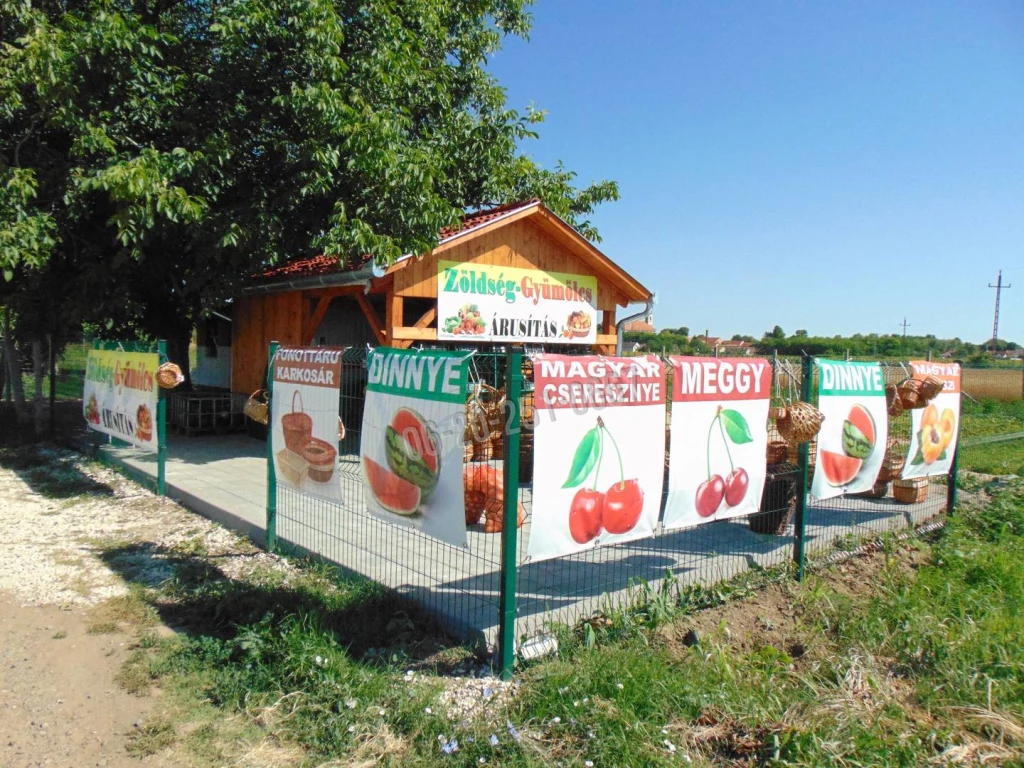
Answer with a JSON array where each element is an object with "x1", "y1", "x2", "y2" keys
[{"x1": 257, "y1": 199, "x2": 540, "y2": 281}]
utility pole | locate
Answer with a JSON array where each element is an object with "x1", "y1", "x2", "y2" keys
[
  {"x1": 900, "y1": 317, "x2": 911, "y2": 338},
  {"x1": 988, "y1": 270, "x2": 1011, "y2": 351}
]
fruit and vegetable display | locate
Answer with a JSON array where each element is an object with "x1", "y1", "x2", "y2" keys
[
  {"x1": 364, "y1": 407, "x2": 440, "y2": 518},
  {"x1": 562, "y1": 310, "x2": 592, "y2": 339},
  {"x1": 694, "y1": 407, "x2": 752, "y2": 518},
  {"x1": 442, "y1": 303, "x2": 487, "y2": 336},
  {"x1": 135, "y1": 404, "x2": 153, "y2": 442},
  {"x1": 562, "y1": 417, "x2": 644, "y2": 544},
  {"x1": 820, "y1": 404, "x2": 876, "y2": 487},
  {"x1": 85, "y1": 394, "x2": 101, "y2": 425},
  {"x1": 910, "y1": 404, "x2": 956, "y2": 466}
]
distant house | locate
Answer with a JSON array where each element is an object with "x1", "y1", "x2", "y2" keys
[
  {"x1": 623, "y1": 318, "x2": 655, "y2": 333},
  {"x1": 718, "y1": 339, "x2": 754, "y2": 356},
  {"x1": 693, "y1": 335, "x2": 721, "y2": 348}
]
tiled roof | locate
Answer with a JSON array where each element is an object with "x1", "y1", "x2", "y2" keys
[{"x1": 257, "y1": 199, "x2": 540, "y2": 281}]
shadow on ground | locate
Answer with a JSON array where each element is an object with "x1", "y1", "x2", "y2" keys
[
  {"x1": 95, "y1": 540, "x2": 480, "y2": 672},
  {"x1": 0, "y1": 444, "x2": 116, "y2": 498}
]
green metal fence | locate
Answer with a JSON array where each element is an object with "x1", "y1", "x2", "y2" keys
[{"x1": 266, "y1": 348, "x2": 962, "y2": 676}]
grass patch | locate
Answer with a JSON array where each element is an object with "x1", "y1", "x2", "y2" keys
[
  {"x1": 960, "y1": 398, "x2": 1024, "y2": 441},
  {"x1": 125, "y1": 720, "x2": 176, "y2": 757},
  {"x1": 52, "y1": 630, "x2": 67, "y2": 640}
]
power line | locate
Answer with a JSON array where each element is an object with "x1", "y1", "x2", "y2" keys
[
  {"x1": 900, "y1": 317, "x2": 911, "y2": 338},
  {"x1": 988, "y1": 270, "x2": 1012, "y2": 349}
]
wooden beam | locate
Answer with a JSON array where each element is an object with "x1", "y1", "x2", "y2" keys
[
  {"x1": 390, "y1": 326, "x2": 438, "y2": 342},
  {"x1": 601, "y1": 308, "x2": 616, "y2": 336},
  {"x1": 356, "y1": 294, "x2": 386, "y2": 346},
  {"x1": 595, "y1": 333, "x2": 617, "y2": 347},
  {"x1": 385, "y1": 294, "x2": 404, "y2": 348},
  {"x1": 303, "y1": 295, "x2": 334, "y2": 345},
  {"x1": 303, "y1": 284, "x2": 368, "y2": 299},
  {"x1": 412, "y1": 306, "x2": 437, "y2": 329}
]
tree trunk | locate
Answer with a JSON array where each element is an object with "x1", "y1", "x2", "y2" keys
[
  {"x1": 2, "y1": 308, "x2": 28, "y2": 422},
  {"x1": 33, "y1": 339, "x2": 45, "y2": 435}
]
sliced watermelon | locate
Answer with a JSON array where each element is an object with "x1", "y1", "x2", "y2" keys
[
  {"x1": 820, "y1": 449, "x2": 863, "y2": 486},
  {"x1": 363, "y1": 456, "x2": 421, "y2": 515}
]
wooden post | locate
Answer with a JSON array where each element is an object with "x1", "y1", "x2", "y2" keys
[{"x1": 385, "y1": 294, "x2": 403, "y2": 348}]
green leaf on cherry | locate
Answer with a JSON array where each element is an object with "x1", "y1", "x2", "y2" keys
[
  {"x1": 562, "y1": 426, "x2": 600, "y2": 489},
  {"x1": 720, "y1": 409, "x2": 753, "y2": 444},
  {"x1": 910, "y1": 435, "x2": 925, "y2": 465}
]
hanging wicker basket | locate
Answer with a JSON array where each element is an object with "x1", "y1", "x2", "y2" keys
[
  {"x1": 918, "y1": 375, "x2": 944, "y2": 402},
  {"x1": 243, "y1": 389, "x2": 269, "y2": 425},
  {"x1": 156, "y1": 362, "x2": 184, "y2": 390},
  {"x1": 282, "y1": 390, "x2": 313, "y2": 452},
  {"x1": 885, "y1": 383, "x2": 903, "y2": 419},
  {"x1": 777, "y1": 401, "x2": 825, "y2": 445},
  {"x1": 896, "y1": 378, "x2": 928, "y2": 410}
]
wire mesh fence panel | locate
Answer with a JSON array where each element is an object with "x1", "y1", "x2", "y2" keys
[{"x1": 272, "y1": 348, "x2": 954, "y2": 651}]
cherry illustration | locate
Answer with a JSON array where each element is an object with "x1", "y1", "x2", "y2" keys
[
  {"x1": 724, "y1": 468, "x2": 749, "y2": 507},
  {"x1": 569, "y1": 488, "x2": 604, "y2": 544},
  {"x1": 603, "y1": 479, "x2": 644, "y2": 534},
  {"x1": 695, "y1": 474, "x2": 725, "y2": 517}
]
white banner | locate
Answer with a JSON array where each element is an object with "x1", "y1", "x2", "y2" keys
[
  {"x1": 810, "y1": 359, "x2": 889, "y2": 501},
  {"x1": 437, "y1": 260, "x2": 598, "y2": 345},
  {"x1": 271, "y1": 346, "x2": 346, "y2": 504},
  {"x1": 83, "y1": 349, "x2": 159, "y2": 452},
  {"x1": 360, "y1": 348, "x2": 469, "y2": 549},
  {"x1": 528, "y1": 354, "x2": 665, "y2": 562},
  {"x1": 902, "y1": 362, "x2": 961, "y2": 480},
  {"x1": 664, "y1": 357, "x2": 771, "y2": 530}
]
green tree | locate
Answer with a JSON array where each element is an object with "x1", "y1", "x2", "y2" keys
[{"x1": 1, "y1": 0, "x2": 618, "y2": 369}]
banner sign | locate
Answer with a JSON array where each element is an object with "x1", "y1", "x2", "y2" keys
[
  {"x1": 271, "y1": 346, "x2": 346, "y2": 503},
  {"x1": 810, "y1": 359, "x2": 888, "y2": 501},
  {"x1": 437, "y1": 260, "x2": 598, "y2": 345},
  {"x1": 360, "y1": 348, "x2": 470, "y2": 549},
  {"x1": 663, "y1": 357, "x2": 771, "y2": 530},
  {"x1": 83, "y1": 349, "x2": 159, "y2": 452},
  {"x1": 902, "y1": 361, "x2": 961, "y2": 480},
  {"x1": 528, "y1": 354, "x2": 665, "y2": 562}
]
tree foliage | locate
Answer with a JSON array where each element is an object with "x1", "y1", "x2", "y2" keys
[{"x1": 1, "y1": 0, "x2": 618, "y2": 358}]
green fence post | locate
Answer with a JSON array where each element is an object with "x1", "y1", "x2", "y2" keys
[
  {"x1": 793, "y1": 354, "x2": 812, "y2": 580},
  {"x1": 946, "y1": 398, "x2": 961, "y2": 515},
  {"x1": 498, "y1": 345, "x2": 523, "y2": 680},
  {"x1": 156, "y1": 339, "x2": 167, "y2": 496},
  {"x1": 266, "y1": 341, "x2": 279, "y2": 552}
]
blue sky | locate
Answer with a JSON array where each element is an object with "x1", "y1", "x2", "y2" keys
[{"x1": 487, "y1": 0, "x2": 1024, "y2": 343}]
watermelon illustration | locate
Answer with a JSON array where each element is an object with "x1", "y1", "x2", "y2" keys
[
  {"x1": 385, "y1": 407, "x2": 440, "y2": 498},
  {"x1": 842, "y1": 404, "x2": 876, "y2": 460},
  {"x1": 820, "y1": 449, "x2": 862, "y2": 486},
  {"x1": 364, "y1": 456, "x2": 421, "y2": 515}
]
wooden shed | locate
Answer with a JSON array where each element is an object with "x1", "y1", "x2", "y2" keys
[{"x1": 227, "y1": 200, "x2": 652, "y2": 395}]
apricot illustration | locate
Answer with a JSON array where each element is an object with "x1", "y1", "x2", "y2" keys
[
  {"x1": 938, "y1": 408, "x2": 956, "y2": 452},
  {"x1": 921, "y1": 404, "x2": 939, "y2": 431}
]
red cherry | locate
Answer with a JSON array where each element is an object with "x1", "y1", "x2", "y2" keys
[
  {"x1": 695, "y1": 475, "x2": 725, "y2": 518},
  {"x1": 724, "y1": 468, "x2": 749, "y2": 507},
  {"x1": 602, "y1": 479, "x2": 644, "y2": 534},
  {"x1": 569, "y1": 488, "x2": 604, "y2": 544}
]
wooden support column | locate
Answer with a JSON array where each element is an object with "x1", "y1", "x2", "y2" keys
[
  {"x1": 356, "y1": 294, "x2": 387, "y2": 346},
  {"x1": 385, "y1": 294, "x2": 404, "y2": 348},
  {"x1": 601, "y1": 308, "x2": 616, "y2": 336}
]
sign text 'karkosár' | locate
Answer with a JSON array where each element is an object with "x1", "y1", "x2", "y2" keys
[{"x1": 437, "y1": 261, "x2": 598, "y2": 344}]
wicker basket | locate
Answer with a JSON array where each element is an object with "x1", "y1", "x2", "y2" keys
[
  {"x1": 243, "y1": 389, "x2": 269, "y2": 425},
  {"x1": 777, "y1": 401, "x2": 825, "y2": 444},
  {"x1": 885, "y1": 383, "x2": 903, "y2": 419},
  {"x1": 896, "y1": 378, "x2": 928, "y2": 410},
  {"x1": 854, "y1": 480, "x2": 889, "y2": 499},
  {"x1": 282, "y1": 390, "x2": 313, "y2": 451},
  {"x1": 156, "y1": 362, "x2": 184, "y2": 390},
  {"x1": 877, "y1": 437, "x2": 908, "y2": 482},
  {"x1": 767, "y1": 440, "x2": 789, "y2": 465},
  {"x1": 893, "y1": 477, "x2": 929, "y2": 504},
  {"x1": 275, "y1": 448, "x2": 309, "y2": 485},
  {"x1": 918, "y1": 375, "x2": 944, "y2": 402},
  {"x1": 300, "y1": 436, "x2": 336, "y2": 483}
]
